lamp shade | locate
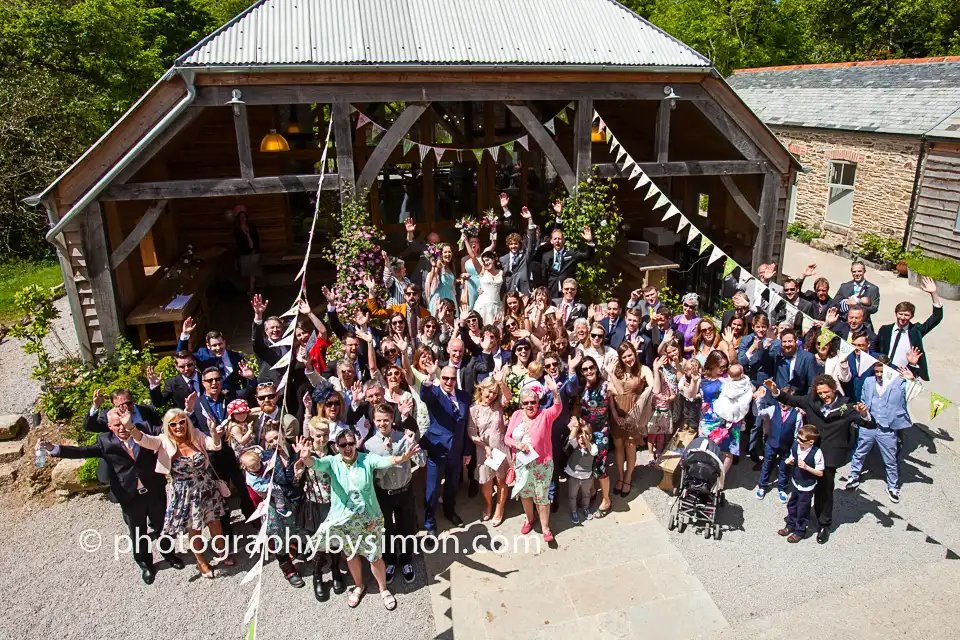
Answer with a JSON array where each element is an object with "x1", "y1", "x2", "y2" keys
[
  {"x1": 260, "y1": 129, "x2": 290, "y2": 152},
  {"x1": 590, "y1": 125, "x2": 604, "y2": 142},
  {"x1": 285, "y1": 121, "x2": 303, "y2": 134}
]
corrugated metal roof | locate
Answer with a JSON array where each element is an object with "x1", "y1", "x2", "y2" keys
[
  {"x1": 727, "y1": 61, "x2": 960, "y2": 137},
  {"x1": 177, "y1": 0, "x2": 710, "y2": 68}
]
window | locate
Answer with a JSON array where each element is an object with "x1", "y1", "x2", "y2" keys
[
  {"x1": 954, "y1": 201, "x2": 960, "y2": 232},
  {"x1": 825, "y1": 161, "x2": 856, "y2": 226},
  {"x1": 787, "y1": 173, "x2": 799, "y2": 223}
]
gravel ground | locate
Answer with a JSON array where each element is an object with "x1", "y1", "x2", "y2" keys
[
  {"x1": 0, "y1": 495, "x2": 434, "y2": 640},
  {"x1": 0, "y1": 295, "x2": 77, "y2": 416},
  {"x1": 640, "y1": 421, "x2": 960, "y2": 626}
]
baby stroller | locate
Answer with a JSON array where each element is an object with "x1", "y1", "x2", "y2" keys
[{"x1": 667, "y1": 436, "x2": 725, "y2": 540}]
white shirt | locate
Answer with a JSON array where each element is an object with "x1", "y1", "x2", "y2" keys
[
  {"x1": 889, "y1": 325, "x2": 912, "y2": 369},
  {"x1": 788, "y1": 445, "x2": 825, "y2": 492},
  {"x1": 220, "y1": 352, "x2": 234, "y2": 378}
]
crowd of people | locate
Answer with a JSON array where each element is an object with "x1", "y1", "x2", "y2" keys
[{"x1": 39, "y1": 194, "x2": 945, "y2": 610}]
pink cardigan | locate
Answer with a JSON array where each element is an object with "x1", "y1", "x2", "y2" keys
[
  {"x1": 505, "y1": 402, "x2": 562, "y2": 465},
  {"x1": 137, "y1": 431, "x2": 221, "y2": 475}
]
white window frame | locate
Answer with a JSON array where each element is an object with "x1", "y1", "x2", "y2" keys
[{"x1": 825, "y1": 160, "x2": 857, "y2": 226}]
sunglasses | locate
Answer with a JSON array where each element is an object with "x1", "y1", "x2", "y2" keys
[
  {"x1": 581, "y1": 365, "x2": 597, "y2": 373},
  {"x1": 440, "y1": 375, "x2": 457, "y2": 382},
  {"x1": 405, "y1": 290, "x2": 418, "y2": 296},
  {"x1": 204, "y1": 377, "x2": 222, "y2": 384},
  {"x1": 391, "y1": 319, "x2": 406, "y2": 325},
  {"x1": 590, "y1": 333, "x2": 604, "y2": 339},
  {"x1": 783, "y1": 287, "x2": 797, "y2": 292},
  {"x1": 521, "y1": 400, "x2": 538, "y2": 407},
  {"x1": 386, "y1": 370, "x2": 403, "y2": 378},
  {"x1": 467, "y1": 317, "x2": 479, "y2": 323},
  {"x1": 338, "y1": 441, "x2": 357, "y2": 449},
  {"x1": 544, "y1": 361, "x2": 559, "y2": 368},
  {"x1": 257, "y1": 393, "x2": 277, "y2": 401},
  {"x1": 683, "y1": 303, "x2": 697, "y2": 309},
  {"x1": 515, "y1": 345, "x2": 530, "y2": 351},
  {"x1": 169, "y1": 418, "x2": 188, "y2": 428},
  {"x1": 798, "y1": 438, "x2": 813, "y2": 445}
]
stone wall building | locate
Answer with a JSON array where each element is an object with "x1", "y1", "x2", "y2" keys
[{"x1": 727, "y1": 58, "x2": 960, "y2": 253}]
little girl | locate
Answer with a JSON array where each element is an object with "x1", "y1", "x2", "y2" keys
[
  {"x1": 564, "y1": 418, "x2": 598, "y2": 525},
  {"x1": 240, "y1": 426, "x2": 292, "y2": 517},
  {"x1": 226, "y1": 399, "x2": 256, "y2": 456},
  {"x1": 712, "y1": 364, "x2": 756, "y2": 441},
  {"x1": 678, "y1": 358, "x2": 702, "y2": 430}
]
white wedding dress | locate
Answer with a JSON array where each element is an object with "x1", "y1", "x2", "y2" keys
[{"x1": 474, "y1": 270, "x2": 504, "y2": 324}]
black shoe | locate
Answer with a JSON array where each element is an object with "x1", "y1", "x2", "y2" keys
[
  {"x1": 447, "y1": 513, "x2": 465, "y2": 528},
  {"x1": 386, "y1": 564, "x2": 396, "y2": 584},
  {"x1": 402, "y1": 563, "x2": 416, "y2": 583},
  {"x1": 550, "y1": 500, "x2": 559, "y2": 513},
  {"x1": 331, "y1": 563, "x2": 346, "y2": 594},
  {"x1": 162, "y1": 554, "x2": 185, "y2": 570},
  {"x1": 467, "y1": 479, "x2": 480, "y2": 498},
  {"x1": 816, "y1": 527, "x2": 830, "y2": 544},
  {"x1": 313, "y1": 558, "x2": 330, "y2": 602},
  {"x1": 138, "y1": 563, "x2": 156, "y2": 585},
  {"x1": 280, "y1": 560, "x2": 305, "y2": 588}
]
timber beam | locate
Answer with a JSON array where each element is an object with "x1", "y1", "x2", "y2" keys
[
  {"x1": 719, "y1": 176, "x2": 761, "y2": 227},
  {"x1": 507, "y1": 103, "x2": 577, "y2": 193},
  {"x1": 109, "y1": 199, "x2": 167, "y2": 268},
  {"x1": 102, "y1": 174, "x2": 339, "y2": 201},
  {"x1": 594, "y1": 161, "x2": 765, "y2": 178},
  {"x1": 357, "y1": 102, "x2": 430, "y2": 191}
]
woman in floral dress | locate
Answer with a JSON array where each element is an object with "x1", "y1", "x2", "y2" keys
[
  {"x1": 577, "y1": 356, "x2": 614, "y2": 518},
  {"x1": 131, "y1": 408, "x2": 231, "y2": 579},
  {"x1": 504, "y1": 338, "x2": 534, "y2": 420},
  {"x1": 505, "y1": 376, "x2": 562, "y2": 543},
  {"x1": 648, "y1": 339, "x2": 681, "y2": 463},
  {"x1": 698, "y1": 350, "x2": 736, "y2": 478},
  {"x1": 297, "y1": 428, "x2": 421, "y2": 611}
]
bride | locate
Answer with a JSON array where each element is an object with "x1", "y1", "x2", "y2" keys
[{"x1": 474, "y1": 251, "x2": 504, "y2": 324}]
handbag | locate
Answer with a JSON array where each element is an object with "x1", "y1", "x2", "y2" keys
[
  {"x1": 201, "y1": 447, "x2": 232, "y2": 498},
  {"x1": 505, "y1": 465, "x2": 516, "y2": 486}
]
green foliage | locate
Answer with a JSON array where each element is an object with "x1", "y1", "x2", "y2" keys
[
  {"x1": 0, "y1": 261, "x2": 62, "y2": 323},
  {"x1": 657, "y1": 285, "x2": 682, "y2": 317},
  {"x1": 556, "y1": 175, "x2": 623, "y2": 303},
  {"x1": 7, "y1": 284, "x2": 59, "y2": 386},
  {"x1": 322, "y1": 190, "x2": 385, "y2": 316},
  {"x1": 907, "y1": 254, "x2": 960, "y2": 285},
  {"x1": 76, "y1": 458, "x2": 100, "y2": 484},
  {"x1": 855, "y1": 232, "x2": 903, "y2": 264},
  {"x1": 41, "y1": 339, "x2": 162, "y2": 441},
  {"x1": 787, "y1": 221, "x2": 823, "y2": 244}
]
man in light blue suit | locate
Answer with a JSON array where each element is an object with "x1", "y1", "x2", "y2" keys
[{"x1": 419, "y1": 363, "x2": 470, "y2": 535}]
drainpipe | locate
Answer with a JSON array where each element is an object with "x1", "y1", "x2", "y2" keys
[
  {"x1": 902, "y1": 137, "x2": 928, "y2": 251},
  {"x1": 43, "y1": 69, "x2": 197, "y2": 244}
]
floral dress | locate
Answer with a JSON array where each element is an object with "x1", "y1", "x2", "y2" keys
[
  {"x1": 581, "y1": 382, "x2": 610, "y2": 479},
  {"x1": 649, "y1": 364, "x2": 678, "y2": 436},
  {"x1": 164, "y1": 452, "x2": 226, "y2": 536},
  {"x1": 699, "y1": 376, "x2": 739, "y2": 455},
  {"x1": 297, "y1": 459, "x2": 332, "y2": 536}
]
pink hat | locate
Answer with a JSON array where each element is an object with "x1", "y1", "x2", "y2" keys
[{"x1": 227, "y1": 399, "x2": 250, "y2": 416}]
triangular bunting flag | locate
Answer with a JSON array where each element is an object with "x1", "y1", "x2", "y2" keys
[
  {"x1": 686, "y1": 224, "x2": 699, "y2": 244},
  {"x1": 593, "y1": 110, "x2": 601, "y2": 123},
  {"x1": 881, "y1": 364, "x2": 898, "y2": 387},
  {"x1": 676, "y1": 215, "x2": 690, "y2": 233},
  {"x1": 504, "y1": 140, "x2": 514, "y2": 154},
  {"x1": 654, "y1": 193, "x2": 670, "y2": 210},
  {"x1": 784, "y1": 302, "x2": 799, "y2": 325},
  {"x1": 356, "y1": 113, "x2": 370, "y2": 129},
  {"x1": 629, "y1": 165, "x2": 642, "y2": 180},
  {"x1": 370, "y1": 125, "x2": 383, "y2": 141},
  {"x1": 801, "y1": 314, "x2": 814, "y2": 335},
  {"x1": 699, "y1": 235, "x2": 712, "y2": 255},
  {"x1": 661, "y1": 205, "x2": 680, "y2": 221},
  {"x1": 567, "y1": 101, "x2": 576, "y2": 111},
  {"x1": 273, "y1": 332, "x2": 295, "y2": 348},
  {"x1": 610, "y1": 136, "x2": 620, "y2": 153},
  {"x1": 434, "y1": 146, "x2": 445, "y2": 163},
  {"x1": 768, "y1": 290, "x2": 784, "y2": 313},
  {"x1": 279, "y1": 303, "x2": 299, "y2": 318},
  {"x1": 243, "y1": 585, "x2": 261, "y2": 626},
  {"x1": 707, "y1": 245, "x2": 725, "y2": 265},
  {"x1": 275, "y1": 369, "x2": 289, "y2": 393},
  {"x1": 246, "y1": 499, "x2": 270, "y2": 523},
  {"x1": 241, "y1": 559, "x2": 264, "y2": 586},
  {"x1": 644, "y1": 183, "x2": 660, "y2": 200},
  {"x1": 905, "y1": 379, "x2": 924, "y2": 403},
  {"x1": 401, "y1": 138, "x2": 415, "y2": 156},
  {"x1": 616, "y1": 145, "x2": 627, "y2": 162},
  {"x1": 472, "y1": 148, "x2": 484, "y2": 163},
  {"x1": 930, "y1": 392, "x2": 952, "y2": 420},
  {"x1": 418, "y1": 143, "x2": 430, "y2": 161},
  {"x1": 544, "y1": 119, "x2": 555, "y2": 134},
  {"x1": 723, "y1": 257, "x2": 738, "y2": 278},
  {"x1": 605, "y1": 128, "x2": 612, "y2": 143},
  {"x1": 517, "y1": 135, "x2": 529, "y2": 150},
  {"x1": 622, "y1": 156, "x2": 635, "y2": 172},
  {"x1": 556, "y1": 109, "x2": 569, "y2": 125},
  {"x1": 636, "y1": 173, "x2": 651, "y2": 188},
  {"x1": 859, "y1": 351, "x2": 878, "y2": 370},
  {"x1": 489, "y1": 146, "x2": 500, "y2": 162},
  {"x1": 837, "y1": 339, "x2": 855, "y2": 358},
  {"x1": 271, "y1": 350, "x2": 291, "y2": 370},
  {"x1": 817, "y1": 327, "x2": 837, "y2": 351}
]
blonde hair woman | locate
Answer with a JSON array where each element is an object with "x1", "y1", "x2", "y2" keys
[
  {"x1": 468, "y1": 370, "x2": 513, "y2": 527},
  {"x1": 130, "y1": 408, "x2": 231, "y2": 578}
]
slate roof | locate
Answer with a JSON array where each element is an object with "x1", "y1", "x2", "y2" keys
[
  {"x1": 726, "y1": 59, "x2": 960, "y2": 137},
  {"x1": 176, "y1": 0, "x2": 711, "y2": 68}
]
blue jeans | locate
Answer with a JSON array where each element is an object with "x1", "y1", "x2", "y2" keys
[
  {"x1": 849, "y1": 427, "x2": 899, "y2": 492},
  {"x1": 758, "y1": 443, "x2": 789, "y2": 492}
]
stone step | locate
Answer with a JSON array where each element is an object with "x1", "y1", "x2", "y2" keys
[
  {"x1": 0, "y1": 440, "x2": 24, "y2": 464},
  {"x1": 0, "y1": 463, "x2": 17, "y2": 488},
  {"x1": 0, "y1": 415, "x2": 25, "y2": 441}
]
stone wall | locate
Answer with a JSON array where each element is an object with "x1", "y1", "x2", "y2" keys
[{"x1": 773, "y1": 127, "x2": 921, "y2": 246}]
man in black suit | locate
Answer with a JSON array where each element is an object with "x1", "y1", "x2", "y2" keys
[
  {"x1": 873, "y1": 276, "x2": 943, "y2": 381},
  {"x1": 498, "y1": 195, "x2": 539, "y2": 295},
  {"x1": 176, "y1": 316, "x2": 250, "y2": 393},
  {"x1": 85, "y1": 388, "x2": 162, "y2": 433},
  {"x1": 601, "y1": 298, "x2": 627, "y2": 349},
  {"x1": 147, "y1": 351, "x2": 200, "y2": 409},
  {"x1": 555, "y1": 278, "x2": 588, "y2": 332},
  {"x1": 531, "y1": 207, "x2": 596, "y2": 297},
  {"x1": 769, "y1": 278, "x2": 811, "y2": 331},
  {"x1": 250, "y1": 293, "x2": 290, "y2": 369},
  {"x1": 824, "y1": 304, "x2": 876, "y2": 345},
  {"x1": 321, "y1": 331, "x2": 371, "y2": 382},
  {"x1": 40, "y1": 407, "x2": 184, "y2": 584},
  {"x1": 833, "y1": 261, "x2": 881, "y2": 328}
]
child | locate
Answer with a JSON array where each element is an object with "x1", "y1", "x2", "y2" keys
[
  {"x1": 757, "y1": 387, "x2": 802, "y2": 503},
  {"x1": 678, "y1": 358, "x2": 702, "y2": 430},
  {"x1": 564, "y1": 417, "x2": 598, "y2": 524},
  {"x1": 240, "y1": 427, "x2": 292, "y2": 517},
  {"x1": 778, "y1": 424, "x2": 824, "y2": 543},
  {"x1": 713, "y1": 364, "x2": 756, "y2": 435},
  {"x1": 226, "y1": 399, "x2": 255, "y2": 456},
  {"x1": 297, "y1": 417, "x2": 342, "y2": 600}
]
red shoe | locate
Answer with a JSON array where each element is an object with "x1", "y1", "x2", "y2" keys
[
  {"x1": 543, "y1": 530, "x2": 554, "y2": 543},
  {"x1": 520, "y1": 519, "x2": 533, "y2": 535}
]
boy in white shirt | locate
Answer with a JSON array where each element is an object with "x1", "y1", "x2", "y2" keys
[{"x1": 778, "y1": 424, "x2": 825, "y2": 543}]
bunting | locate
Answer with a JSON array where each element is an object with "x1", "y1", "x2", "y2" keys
[
  {"x1": 930, "y1": 393, "x2": 952, "y2": 420},
  {"x1": 654, "y1": 193, "x2": 670, "y2": 210},
  {"x1": 356, "y1": 113, "x2": 371, "y2": 129},
  {"x1": 556, "y1": 109, "x2": 570, "y2": 125},
  {"x1": 544, "y1": 119, "x2": 556, "y2": 134},
  {"x1": 517, "y1": 135, "x2": 529, "y2": 151},
  {"x1": 686, "y1": 224, "x2": 700, "y2": 244},
  {"x1": 472, "y1": 148, "x2": 484, "y2": 163},
  {"x1": 418, "y1": 143, "x2": 430, "y2": 161},
  {"x1": 676, "y1": 215, "x2": 690, "y2": 233},
  {"x1": 707, "y1": 245, "x2": 725, "y2": 265},
  {"x1": 723, "y1": 257, "x2": 738, "y2": 278},
  {"x1": 699, "y1": 235, "x2": 712, "y2": 255},
  {"x1": 401, "y1": 138, "x2": 415, "y2": 156},
  {"x1": 662, "y1": 205, "x2": 680, "y2": 221}
]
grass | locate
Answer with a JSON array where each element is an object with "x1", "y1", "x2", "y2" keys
[
  {"x1": 0, "y1": 260, "x2": 62, "y2": 324},
  {"x1": 908, "y1": 255, "x2": 960, "y2": 285}
]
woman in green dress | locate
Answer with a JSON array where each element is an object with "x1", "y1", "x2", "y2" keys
[{"x1": 296, "y1": 426, "x2": 421, "y2": 611}]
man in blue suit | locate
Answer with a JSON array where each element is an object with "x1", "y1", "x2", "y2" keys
[
  {"x1": 419, "y1": 362, "x2": 470, "y2": 535},
  {"x1": 177, "y1": 316, "x2": 250, "y2": 393},
  {"x1": 600, "y1": 298, "x2": 626, "y2": 349},
  {"x1": 842, "y1": 331, "x2": 878, "y2": 402}
]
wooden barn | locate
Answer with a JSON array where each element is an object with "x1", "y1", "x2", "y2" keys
[{"x1": 28, "y1": 0, "x2": 797, "y2": 362}]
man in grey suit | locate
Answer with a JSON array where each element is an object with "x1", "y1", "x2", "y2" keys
[
  {"x1": 834, "y1": 261, "x2": 881, "y2": 328},
  {"x1": 498, "y1": 193, "x2": 539, "y2": 295}
]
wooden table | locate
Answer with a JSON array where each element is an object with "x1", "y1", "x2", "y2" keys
[
  {"x1": 125, "y1": 248, "x2": 225, "y2": 354},
  {"x1": 620, "y1": 251, "x2": 680, "y2": 289}
]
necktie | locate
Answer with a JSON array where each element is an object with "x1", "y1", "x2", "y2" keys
[
  {"x1": 553, "y1": 249, "x2": 563, "y2": 272},
  {"x1": 408, "y1": 307, "x2": 418, "y2": 339},
  {"x1": 890, "y1": 328, "x2": 903, "y2": 359},
  {"x1": 449, "y1": 392, "x2": 461, "y2": 421},
  {"x1": 561, "y1": 303, "x2": 569, "y2": 324},
  {"x1": 188, "y1": 378, "x2": 196, "y2": 394},
  {"x1": 509, "y1": 252, "x2": 516, "y2": 272}
]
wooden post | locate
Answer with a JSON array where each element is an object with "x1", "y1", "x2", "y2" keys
[
  {"x1": 83, "y1": 202, "x2": 123, "y2": 353},
  {"x1": 719, "y1": 176, "x2": 760, "y2": 226},
  {"x1": 752, "y1": 172, "x2": 780, "y2": 271},
  {"x1": 655, "y1": 100, "x2": 671, "y2": 164},
  {"x1": 505, "y1": 103, "x2": 577, "y2": 193},
  {"x1": 109, "y1": 200, "x2": 168, "y2": 269},
  {"x1": 233, "y1": 102, "x2": 254, "y2": 179},
  {"x1": 332, "y1": 99, "x2": 356, "y2": 199},
  {"x1": 574, "y1": 98, "x2": 594, "y2": 184}
]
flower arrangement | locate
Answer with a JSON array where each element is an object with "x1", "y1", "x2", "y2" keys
[
  {"x1": 423, "y1": 243, "x2": 443, "y2": 264},
  {"x1": 455, "y1": 216, "x2": 481, "y2": 248},
  {"x1": 322, "y1": 190, "x2": 385, "y2": 316},
  {"x1": 481, "y1": 208, "x2": 499, "y2": 232}
]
